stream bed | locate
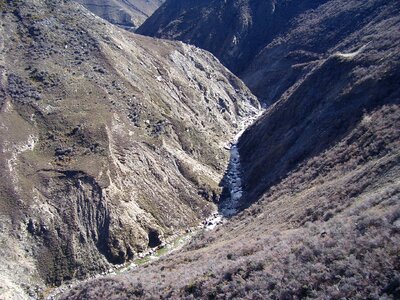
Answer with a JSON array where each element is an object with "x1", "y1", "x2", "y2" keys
[{"x1": 45, "y1": 108, "x2": 264, "y2": 299}]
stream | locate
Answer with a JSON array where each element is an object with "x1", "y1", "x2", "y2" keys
[
  {"x1": 220, "y1": 108, "x2": 265, "y2": 217},
  {"x1": 45, "y1": 108, "x2": 264, "y2": 299}
]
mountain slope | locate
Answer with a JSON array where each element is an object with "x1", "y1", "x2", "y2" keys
[
  {"x1": 241, "y1": 0, "x2": 400, "y2": 104},
  {"x1": 137, "y1": 0, "x2": 327, "y2": 76},
  {"x1": 138, "y1": 0, "x2": 397, "y2": 105},
  {"x1": 62, "y1": 0, "x2": 400, "y2": 298},
  {"x1": 75, "y1": 0, "x2": 164, "y2": 30},
  {"x1": 0, "y1": 0, "x2": 259, "y2": 298},
  {"x1": 239, "y1": 0, "x2": 400, "y2": 207}
]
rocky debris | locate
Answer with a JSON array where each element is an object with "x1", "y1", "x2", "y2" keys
[{"x1": 202, "y1": 212, "x2": 224, "y2": 231}]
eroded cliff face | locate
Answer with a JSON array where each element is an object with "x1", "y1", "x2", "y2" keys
[
  {"x1": 75, "y1": 0, "x2": 164, "y2": 30},
  {"x1": 0, "y1": 0, "x2": 259, "y2": 297}
]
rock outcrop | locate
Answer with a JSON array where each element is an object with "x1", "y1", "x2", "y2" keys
[{"x1": 0, "y1": 0, "x2": 259, "y2": 297}]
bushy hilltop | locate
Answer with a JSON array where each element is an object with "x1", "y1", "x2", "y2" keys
[
  {"x1": 62, "y1": 0, "x2": 400, "y2": 299},
  {"x1": 0, "y1": 0, "x2": 259, "y2": 298},
  {"x1": 75, "y1": 0, "x2": 164, "y2": 31}
]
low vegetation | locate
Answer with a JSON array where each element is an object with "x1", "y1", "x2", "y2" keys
[{"x1": 62, "y1": 105, "x2": 400, "y2": 299}]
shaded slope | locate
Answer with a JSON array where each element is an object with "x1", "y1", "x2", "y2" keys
[
  {"x1": 0, "y1": 0, "x2": 259, "y2": 297},
  {"x1": 137, "y1": 0, "x2": 325, "y2": 75},
  {"x1": 138, "y1": 0, "x2": 398, "y2": 106},
  {"x1": 239, "y1": 0, "x2": 400, "y2": 207},
  {"x1": 242, "y1": 0, "x2": 399, "y2": 103}
]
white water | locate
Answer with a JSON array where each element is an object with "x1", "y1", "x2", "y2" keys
[
  {"x1": 220, "y1": 144, "x2": 242, "y2": 216},
  {"x1": 220, "y1": 109, "x2": 265, "y2": 217}
]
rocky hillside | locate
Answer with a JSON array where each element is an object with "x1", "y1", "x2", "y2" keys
[
  {"x1": 0, "y1": 0, "x2": 259, "y2": 298},
  {"x1": 75, "y1": 0, "x2": 164, "y2": 30},
  {"x1": 239, "y1": 0, "x2": 400, "y2": 206},
  {"x1": 138, "y1": 0, "x2": 398, "y2": 105},
  {"x1": 62, "y1": 0, "x2": 400, "y2": 299},
  {"x1": 241, "y1": 0, "x2": 400, "y2": 104}
]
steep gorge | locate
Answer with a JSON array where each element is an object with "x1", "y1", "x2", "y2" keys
[
  {"x1": 1, "y1": 0, "x2": 400, "y2": 299},
  {"x1": 60, "y1": 0, "x2": 400, "y2": 299},
  {"x1": 0, "y1": 0, "x2": 259, "y2": 297},
  {"x1": 137, "y1": 0, "x2": 325, "y2": 76}
]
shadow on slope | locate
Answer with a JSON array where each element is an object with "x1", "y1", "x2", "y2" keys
[{"x1": 239, "y1": 49, "x2": 400, "y2": 210}]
